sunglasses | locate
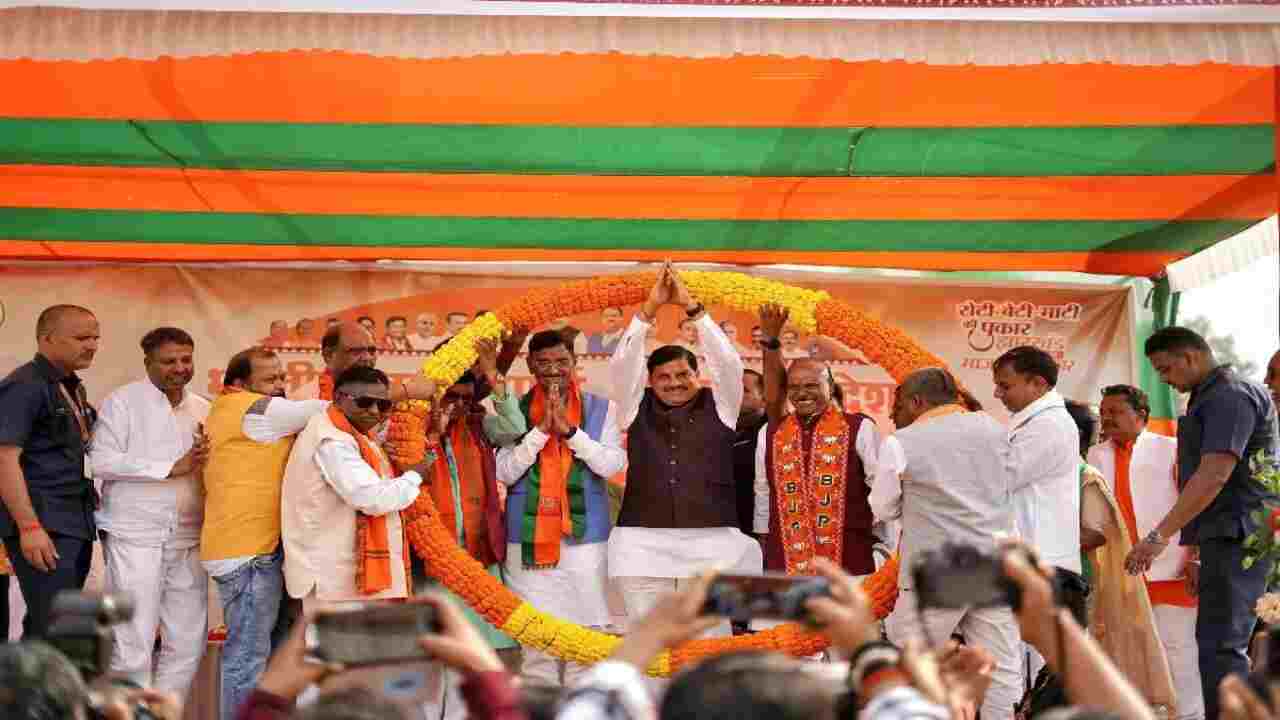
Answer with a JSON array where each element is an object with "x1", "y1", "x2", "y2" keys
[{"x1": 340, "y1": 393, "x2": 393, "y2": 412}]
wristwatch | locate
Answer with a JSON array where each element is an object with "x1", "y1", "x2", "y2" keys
[
  {"x1": 562, "y1": 426, "x2": 579, "y2": 440},
  {"x1": 1144, "y1": 528, "x2": 1168, "y2": 546},
  {"x1": 761, "y1": 336, "x2": 782, "y2": 351},
  {"x1": 684, "y1": 302, "x2": 705, "y2": 318}
]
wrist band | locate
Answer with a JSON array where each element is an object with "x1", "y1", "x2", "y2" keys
[
  {"x1": 847, "y1": 641, "x2": 902, "y2": 695},
  {"x1": 19, "y1": 521, "x2": 42, "y2": 534},
  {"x1": 860, "y1": 666, "x2": 909, "y2": 699}
]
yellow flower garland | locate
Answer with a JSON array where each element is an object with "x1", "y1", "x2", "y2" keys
[{"x1": 394, "y1": 270, "x2": 943, "y2": 677}]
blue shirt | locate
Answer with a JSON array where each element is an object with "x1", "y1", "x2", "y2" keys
[
  {"x1": 1177, "y1": 365, "x2": 1279, "y2": 544},
  {"x1": 0, "y1": 354, "x2": 98, "y2": 539}
]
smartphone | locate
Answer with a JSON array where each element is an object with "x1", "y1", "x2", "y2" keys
[
  {"x1": 701, "y1": 573, "x2": 831, "y2": 623},
  {"x1": 308, "y1": 602, "x2": 441, "y2": 666},
  {"x1": 912, "y1": 544, "x2": 1012, "y2": 610}
]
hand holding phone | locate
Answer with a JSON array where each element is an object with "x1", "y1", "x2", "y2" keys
[
  {"x1": 309, "y1": 602, "x2": 442, "y2": 666},
  {"x1": 701, "y1": 572, "x2": 832, "y2": 624}
]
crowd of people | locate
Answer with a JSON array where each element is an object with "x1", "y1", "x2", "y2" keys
[{"x1": 0, "y1": 262, "x2": 1278, "y2": 720}]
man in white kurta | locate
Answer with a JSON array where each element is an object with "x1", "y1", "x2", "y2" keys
[
  {"x1": 993, "y1": 345, "x2": 1080, "y2": 682},
  {"x1": 90, "y1": 327, "x2": 211, "y2": 697},
  {"x1": 1090, "y1": 384, "x2": 1202, "y2": 720},
  {"x1": 607, "y1": 265, "x2": 761, "y2": 644},
  {"x1": 280, "y1": 366, "x2": 425, "y2": 608},
  {"x1": 871, "y1": 368, "x2": 1022, "y2": 720},
  {"x1": 495, "y1": 330, "x2": 627, "y2": 688}
]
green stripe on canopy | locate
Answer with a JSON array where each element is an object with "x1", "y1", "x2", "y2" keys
[
  {"x1": 0, "y1": 207, "x2": 1253, "y2": 253},
  {"x1": 0, "y1": 120, "x2": 1271, "y2": 177}
]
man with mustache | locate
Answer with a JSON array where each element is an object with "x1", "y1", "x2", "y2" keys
[
  {"x1": 202, "y1": 346, "x2": 434, "y2": 719},
  {"x1": 89, "y1": 327, "x2": 211, "y2": 698},
  {"x1": 0, "y1": 304, "x2": 100, "y2": 638},
  {"x1": 608, "y1": 263, "x2": 758, "y2": 653},
  {"x1": 292, "y1": 322, "x2": 380, "y2": 401},
  {"x1": 496, "y1": 329, "x2": 625, "y2": 689},
  {"x1": 753, "y1": 304, "x2": 881, "y2": 581}
]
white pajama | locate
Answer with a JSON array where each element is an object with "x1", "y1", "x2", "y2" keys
[
  {"x1": 615, "y1": 575, "x2": 732, "y2": 699},
  {"x1": 886, "y1": 589, "x2": 1023, "y2": 720},
  {"x1": 102, "y1": 533, "x2": 208, "y2": 696},
  {"x1": 1153, "y1": 604, "x2": 1204, "y2": 720}
]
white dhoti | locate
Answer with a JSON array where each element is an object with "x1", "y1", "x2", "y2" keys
[
  {"x1": 886, "y1": 588, "x2": 1024, "y2": 720},
  {"x1": 1153, "y1": 604, "x2": 1203, "y2": 720},
  {"x1": 102, "y1": 533, "x2": 208, "y2": 698},
  {"x1": 503, "y1": 541, "x2": 615, "y2": 690}
]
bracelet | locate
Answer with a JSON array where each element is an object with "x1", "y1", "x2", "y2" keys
[
  {"x1": 1144, "y1": 529, "x2": 1168, "y2": 546},
  {"x1": 860, "y1": 666, "x2": 909, "y2": 699}
]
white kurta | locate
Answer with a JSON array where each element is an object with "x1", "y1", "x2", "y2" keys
[
  {"x1": 1007, "y1": 390, "x2": 1082, "y2": 573},
  {"x1": 90, "y1": 380, "x2": 211, "y2": 696},
  {"x1": 495, "y1": 410, "x2": 627, "y2": 629}
]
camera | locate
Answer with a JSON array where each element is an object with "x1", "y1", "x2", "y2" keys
[
  {"x1": 308, "y1": 602, "x2": 443, "y2": 666},
  {"x1": 43, "y1": 591, "x2": 158, "y2": 720},
  {"x1": 911, "y1": 543, "x2": 1067, "y2": 612},
  {"x1": 45, "y1": 591, "x2": 135, "y2": 684},
  {"x1": 701, "y1": 573, "x2": 832, "y2": 624}
]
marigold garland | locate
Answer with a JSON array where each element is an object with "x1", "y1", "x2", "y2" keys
[{"x1": 392, "y1": 270, "x2": 946, "y2": 676}]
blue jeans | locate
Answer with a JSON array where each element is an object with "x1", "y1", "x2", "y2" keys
[{"x1": 211, "y1": 549, "x2": 285, "y2": 720}]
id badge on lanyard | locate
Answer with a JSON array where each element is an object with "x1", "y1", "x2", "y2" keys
[{"x1": 57, "y1": 383, "x2": 93, "y2": 480}]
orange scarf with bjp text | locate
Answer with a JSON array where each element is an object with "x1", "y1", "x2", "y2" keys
[{"x1": 325, "y1": 405, "x2": 409, "y2": 595}]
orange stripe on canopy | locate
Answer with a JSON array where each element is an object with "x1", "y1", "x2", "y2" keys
[
  {"x1": 0, "y1": 53, "x2": 1271, "y2": 126},
  {"x1": 0, "y1": 166, "x2": 1271, "y2": 222},
  {"x1": 0, "y1": 240, "x2": 1186, "y2": 275}
]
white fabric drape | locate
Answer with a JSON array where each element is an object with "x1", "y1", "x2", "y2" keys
[
  {"x1": 3, "y1": 6, "x2": 1280, "y2": 63},
  {"x1": 1167, "y1": 216, "x2": 1280, "y2": 292}
]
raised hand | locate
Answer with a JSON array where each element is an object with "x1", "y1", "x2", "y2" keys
[
  {"x1": 669, "y1": 265, "x2": 696, "y2": 309},
  {"x1": 643, "y1": 261, "x2": 675, "y2": 318},
  {"x1": 758, "y1": 303, "x2": 789, "y2": 341},
  {"x1": 473, "y1": 337, "x2": 500, "y2": 379}
]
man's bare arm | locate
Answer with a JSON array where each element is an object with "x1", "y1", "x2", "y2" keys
[{"x1": 1155, "y1": 452, "x2": 1236, "y2": 539}]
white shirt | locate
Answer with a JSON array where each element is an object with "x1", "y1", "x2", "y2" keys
[
  {"x1": 313, "y1": 440, "x2": 424, "y2": 516},
  {"x1": 202, "y1": 395, "x2": 330, "y2": 578},
  {"x1": 609, "y1": 312, "x2": 758, "y2": 578},
  {"x1": 494, "y1": 403, "x2": 627, "y2": 488},
  {"x1": 752, "y1": 417, "x2": 881, "y2": 534},
  {"x1": 611, "y1": 312, "x2": 744, "y2": 431},
  {"x1": 1007, "y1": 389, "x2": 1082, "y2": 573},
  {"x1": 91, "y1": 381, "x2": 211, "y2": 547}
]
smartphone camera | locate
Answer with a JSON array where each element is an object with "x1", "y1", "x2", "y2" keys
[
  {"x1": 309, "y1": 602, "x2": 443, "y2": 666},
  {"x1": 702, "y1": 573, "x2": 832, "y2": 624}
]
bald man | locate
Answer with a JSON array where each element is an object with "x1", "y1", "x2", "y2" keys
[
  {"x1": 0, "y1": 304, "x2": 101, "y2": 637},
  {"x1": 871, "y1": 367, "x2": 1021, "y2": 720},
  {"x1": 753, "y1": 304, "x2": 881, "y2": 578}
]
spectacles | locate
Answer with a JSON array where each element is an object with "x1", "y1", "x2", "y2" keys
[
  {"x1": 341, "y1": 393, "x2": 393, "y2": 412},
  {"x1": 347, "y1": 346, "x2": 378, "y2": 357}
]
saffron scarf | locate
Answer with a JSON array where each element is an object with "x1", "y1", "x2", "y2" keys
[
  {"x1": 771, "y1": 406, "x2": 851, "y2": 574},
  {"x1": 427, "y1": 416, "x2": 490, "y2": 560},
  {"x1": 518, "y1": 383, "x2": 588, "y2": 568},
  {"x1": 325, "y1": 404, "x2": 406, "y2": 595},
  {"x1": 318, "y1": 370, "x2": 334, "y2": 401}
]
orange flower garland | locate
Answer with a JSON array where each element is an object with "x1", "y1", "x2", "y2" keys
[{"x1": 391, "y1": 270, "x2": 953, "y2": 675}]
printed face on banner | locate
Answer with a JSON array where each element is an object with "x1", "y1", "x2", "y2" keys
[{"x1": 0, "y1": 268, "x2": 1136, "y2": 436}]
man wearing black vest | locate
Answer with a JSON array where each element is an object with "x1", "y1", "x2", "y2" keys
[
  {"x1": 608, "y1": 262, "x2": 761, "y2": 645},
  {"x1": 1125, "y1": 326, "x2": 1278, "y2": 720}
]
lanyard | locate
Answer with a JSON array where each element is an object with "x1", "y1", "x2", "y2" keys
[{"x1": 57, "y1": 381, "x2": 92, "y2": 446}]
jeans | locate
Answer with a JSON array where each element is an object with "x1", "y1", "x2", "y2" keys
[
  {"x1": 211, "y1": 549, "x2": 286, "y2": 720},
  {"x1": 3, "y1": 533, "x2": 92, "y2": 638}
]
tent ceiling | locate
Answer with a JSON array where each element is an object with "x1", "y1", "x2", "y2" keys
[{"x1": 0, "y1": 8, "x2": 1273, "y2": 276}]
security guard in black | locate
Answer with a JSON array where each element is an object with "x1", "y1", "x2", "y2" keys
[{"x1": 0, "y1": 305, "x2": 100, "y2": 637}]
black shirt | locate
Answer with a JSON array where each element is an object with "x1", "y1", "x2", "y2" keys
[
  {"x1": 1177, "y1": 365, "x2": 1279, "y2": 544},
  {"x1": 0, "y1": 354, "x2": 98, "y2": 540}
]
